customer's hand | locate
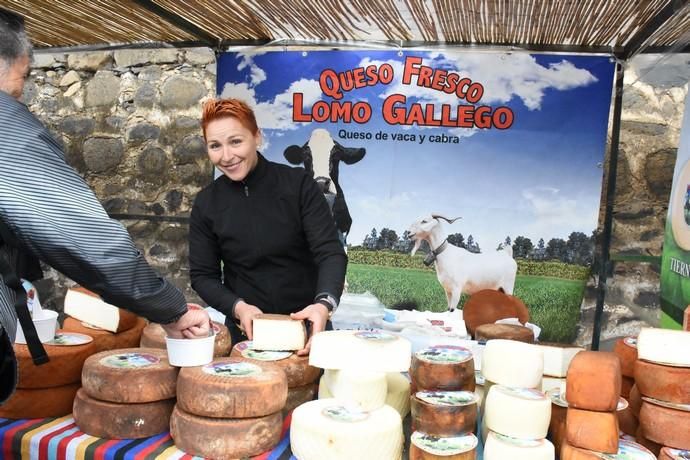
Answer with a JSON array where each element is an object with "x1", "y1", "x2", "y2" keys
[
  {"x1": 234, "y1": 301, "x2": 263, "y2": 340},
  {"x1": 291, "y1": 303, "x2": 329, "y2": 356},
  {"x1": 162, "y1": 306, "x2": 211, "y2": 339}
]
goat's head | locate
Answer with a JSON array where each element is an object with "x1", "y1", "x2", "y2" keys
[{"x1": 408, "y1": 214, "x2": 461, "y2": 256}]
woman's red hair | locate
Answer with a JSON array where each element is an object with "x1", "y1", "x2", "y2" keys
[{"x1": 201, "y1": 98, "x2": 258, "y2": 138}]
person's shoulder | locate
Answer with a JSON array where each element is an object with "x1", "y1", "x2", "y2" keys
[
  {"x1": 192, "y1": 177, "x2": 227, "y2": 209},
  {"x1": 266, "y1": 159, "x2": 310, "y2": 182}
]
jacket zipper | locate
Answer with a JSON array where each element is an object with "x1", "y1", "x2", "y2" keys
[{"x1": 242, "y1": 182, "x2": 249, "y2": 197}]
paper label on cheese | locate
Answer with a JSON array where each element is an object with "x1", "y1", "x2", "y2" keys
[
  {"x1": 624, "y1": 337, "x2": 637, "y2": 348},
  {"x1": 237, "y1": 341, "x2": 292, "y2": 361},
  {"x1": 475, "y1": 370, "x2": 485, "y2": 385},
  {"x1": 498, "y1": 386, "x2": 546, "y2": 401},
  {"x1": 547, "y1": 388, "x2": 628, "y2": 411},
  {"x1": 416, "y1": 345, "x2": 473, "y2": 364},
  {"x1": 641, "y1": 396, "x2": 690, "y2": 412},
  {"x1": 203, "y1": 361, "x2": 262, "y2": 377},
  {"x1": 411, "y1": 431, "x2": 477, "y2": 455},
  {"x1": 596, "y1": 439, "x2": 656, "y2": 459},
  {"x1": 45, "y1": 332, "x2": 93, "y2": 346},
  {"x1": 321, "y1": 405, "x2": 369, "y2": 422},
  {"x1": 666, "y1": 448, "x2": 690, "y2": 460},
  {"x1": 354, "y1": 330, "x2": 397, "y2": 342},
  {"x1": 416, "y1": 390, "x2": 478, "y2": 406},
  {"x1": 101, "y1": 352, "x2": 159, "y2": 368},
  {"x1": 492, "y1": 432, "x2": 545, "y2": 447}
]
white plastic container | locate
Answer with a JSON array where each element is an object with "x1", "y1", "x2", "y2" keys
[
  {"x1": 15, "y1": 309, "x2": 58, "y2": 344},
  {"x1": 165, "y1": 332, "x2": 216, "y2": 367}
]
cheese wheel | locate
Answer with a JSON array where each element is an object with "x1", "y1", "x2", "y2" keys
[
  {"x1": 566, "y1": 351, "x2": 621, "y2": 411},
  {"x1": 0, "y1": 382, "x2": 79, "y2": 418},
  {"x1": 635, "y1": 359, "x2": 690, "y2": 404},
  {"x1": 409, "y1": 432, "x2": 478, "y2": 459},
  {"x1": 141, "y1": 321, "x2": 232, "y2": 357},
  {"x1": 291, "y1": 399, "x2": 403, "y2": 460},
  {"x1": 64, "y1": 286, "x2": 139, "y2": 333},
  {"x1": 323, "y1": 369, "x2": 387, "y2": 411},
  {"x1": 15, "y1": 331, "x2": 96, "y2": 388},
  {"x1": 549, "y1": 401, "x2": 567, "y2": 454},
  {"x1": 613, "y1": 336, "x2": 638, "y2": 377},
  {"x1": 81, "y1": 348, "x2": 178, "y2": 403},
  {"x1": 231, "y1": 340, "x2": 320, "y2": 387},
  {"x1": 411, "y1": 391, "x2": 477, "y2": 437},
  {"x1": 638, "y1": 400, "x2": 690, "y2": 449},
  {"x1": 560, "y1": 440, "x2": 603, "y2": 459},
  {"x1": 73, "y1": 388, "x2": 174, "y2": 439},
  {"x1": 637, "y1": 328, "x2": 690, "y2": 367},
  {"x1": 170, "y1": 405, "x2": 282, "y2": 458},
  {"x1": 565, "y1": 408, "x2": 619, "y2": 453},
  {"x1": 63, "y1": 316, "x2": 146, "y2": 352},
  {"x1": 618, "y1": 406, "x2": 638, "y2": 436},
  {"x1": 481, "y1": 339, "x2": 543, "y2": 389},
  {"x1": 284, "y1": 383, "x2": 317, "y2": 413},
  {"x1": 475, "y1": 324, "x2": 534, "y2": 343},
  {"x1": 462, "y1": 289, "x2": 530, "y2": 336},
  {"x1": 659, "y1": 447, "x2": 690, "y2": 460},
  {"x1": 483, "y1": 431, "x2": 554, "y2": 460},
  {"x1": 252, "y1": 314, "x2": 306, "y2": 351},
  {"x1": 562, "y1": 439, "x2": 656, "y2": 460},
  {"x1": 621, "y1": 376, "x2": 634, "y2": 399},
  {"x1": 630, "y1": 384, "x2": 642, "y2": 417},
  {"x1": 635, "y1": 426, "x2": 663, "y2": 456},
  {"x1": 309, "y1": 330, "x2": 411, "y2": 372},
  {"x1": 410, "y1": 345, "x2": 475, "y2": 392},
  {"x1": 533, "y1": 343, "x2": 583, "y2": 378},
  {"x1": 484, "y1": 385, "x2": 550, "y2": 439},
  {"x1": 177, "y1": 357, "x2": 287, "y2": 418},
  {"x1": 386, "y1": 372, "x2": 411, "y2": 418}
]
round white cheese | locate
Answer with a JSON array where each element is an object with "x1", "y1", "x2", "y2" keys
[
  {"x1": 484, "y1": 431, "x2": 555, "y2": 460},
  {"x1": 637, "y1": 328, "x2": 690, "y2": 367},
  {"x1": 323, "y1": 369, "x2": 387, "y2": 412},
  {"x1": 484, "y1": 385, "x2": 551, "y2": 439},
  {"x1": 309, "y1": 330, "x2": 412, "y2": 372},
  {"x1": 481, "y1": 339, "x2": 543, "y2": 388}
]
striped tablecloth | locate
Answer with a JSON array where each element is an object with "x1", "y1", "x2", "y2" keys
[{"x1": 0, "y1": 413, "x2": 296, "y2": 460}]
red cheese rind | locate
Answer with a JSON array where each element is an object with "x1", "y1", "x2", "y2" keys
[
  {"x1": 613, "y1": 337, "x2": 637, "y2": 378},
  {"x1": 462, "y1": 289, "x2": 529, "y2": 337},
  {"x1": 410, "y1": 395, "x2": 477, "y2": 437},
  {"x1": 69, "y1": 286, "x2": 139, "y2": 332},
  {"x1": 170, "y1": 405, "x2": 282, "y2": 459},
  {"x1": 629, "y1": 384, "x2": 642, "y2": 417},
  {"x1": 63, "y1": 316, "x2": 146, "y2": 353},
  {"x1": 81, "y1": 347, "x2": 178, "y2": 403},
  {"x1": 621, "y1": 376, "x2": 634, "y2": 399},
  {"x1": 549, "y1": 402, "x2": 568, "y2": 454},
  {"x1": 409, "y1": 442, "x2": 477, "y2": 459},
  {"x1": 635, "y1": 426, "x2": 662, "y2": 456},
  {"x1": 565, "y1": 351, "x2": 621, "y2": 411},
  {"x1": 560, "y1": 440, "x2": 605, "y2": 460},
  {"x1": 0, "y1": 383, "x2": 79, "y2": 418},
  {"x1": 283, "y1": 383, "x2": 317, "y2": 414},
  {"x1": 565, "y1": 408, "x2": 619, "y2": 453},
  {"x1": 617, "y1": 406, "x2": 638, "y2": 436},
  {"x1": 638, "y1": 401, "x2": 690, "y2": 450},
  {"x1": 635, "y1": 359, "x2": 690, "y2": 405},
  {"x1": 409, "y1": 354, "x2": 475, "y2": 392},
  {"x1": 15, "y1": 331, "x2": 97, "y2": 388},
  {"x1": 141, "y1": 321, "x2": 232, "y2": 358},
  {"x1": 230, "y1": 341, "x2": 321, "y2": 388},
  {"x1": 474, "y1": 324, "x2": 534, "y2": 343},
  {"x1": 73, "y1": 388, "x2": 174, "y2": 439},
  {"x1": 176, "y1": 357, "x2": 287, "y2": 418}
]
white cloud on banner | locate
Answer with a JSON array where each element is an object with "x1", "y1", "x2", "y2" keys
[
  {"x1": 520, "y1": 186, "x2": 597, "y2": 238},
  {"x1": 237, "y1": 54, "x2": 267, "y2": 86}
]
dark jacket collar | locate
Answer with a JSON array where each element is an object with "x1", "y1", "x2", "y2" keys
[{"x1": 220, "y1": 151, "x2": 268, "y2": 187}]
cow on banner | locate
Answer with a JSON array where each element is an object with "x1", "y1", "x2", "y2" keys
[{"x1": 284, "y1": 129, "x2": 365, "y2": 243}]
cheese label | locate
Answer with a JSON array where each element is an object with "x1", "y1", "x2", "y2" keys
[
  {"x1": 475, "y1": 370, "x2": 485, "y2": 385},
  {"x1": 497, "y1": 385, "x2": 546, "y2": 401},
  {"x1": 354, "y1": 330, "x2": 397, "y2": 342},
  {"x1": 321, "y1": 405, "x2": 369, "y2": 423},
  {"x1": 493, "y1": 432, "x2": 544, "y2": 447},
  {"x1": 45, "y1": 332, "x2": 93, "y2": 346},
  {"x1": 101, "y1": 352, "x2": 160, "y2": 368},
  {"x1": 416, "y1": 390, "x2": 478, "y2": 407},
  {"x1": 415, "y1": 345, "x2": 472, "y2": 364},
  {"x1": 411, "y1": 431, "x2": 478, "y2": 455},
  {"x1": 666, "y1": 448, "x2": 690, "y2": 460},
  {"x1": 597, "y1": 439, "x2": 656, "y2": 459},
  {"x1": 624, "y1": 337, "x2": 637, "y2": 348},
  {"x1": 203, "y1": 361, "x2": 262, "y2": 377},
  {"x1": 641, "y1": 396, "x2": 690, "y2": 413},
  {"x1": 548, "y1": 388, "x2": 629, "y2": 411},
  {"x1": 237, "y1": 341, "x2": 292, "y2": 361}
]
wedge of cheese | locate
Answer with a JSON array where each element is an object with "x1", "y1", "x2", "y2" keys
[
  {"x1": 64, "y1": 287, "x2": 138, "y2": 333},
  {"x1": 252, "y1": 314, "x2": 306, "y2": 351}
]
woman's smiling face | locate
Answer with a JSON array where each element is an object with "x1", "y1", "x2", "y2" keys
[{"x1": 205, "y1": 116, "x2": 260, "y2": 182}]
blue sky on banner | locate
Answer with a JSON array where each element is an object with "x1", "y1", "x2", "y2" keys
[{"x1": 217, "y1": 50, "x2": 615, "y2": 250}]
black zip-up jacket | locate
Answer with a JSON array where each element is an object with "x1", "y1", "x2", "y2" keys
[{"x1": 189, "y1": 153, "x2": 347, "y2": 324}]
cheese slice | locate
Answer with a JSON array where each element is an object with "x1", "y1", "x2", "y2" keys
[
  {"x1": 252, "y1": 314, "x2": 306, "y2": 351},
  {"x1": 64, "y1": 287, "x2": 138, "y2": 333},
  {"x1": 484, "y1": 385, "x2": 551, "y2": 439},
  {"x1": 290, "y1": 398, "x2": 403, "y2": 460},
  {"x1": 323, "y1": 369, "x2": 388, "y2": 411},
  {"x1": 637, "y1": 328, "x2": 690, "y2": 367},
  {"x1": 483, "y1": 431, "x2": 555, "y2": 460},
  {"x1": 532, "y1": 343, "x2": 583, "y2": 378},
  {"x1": 309, "y1": 330, "x2": 411, "y2": 372},
  {"x1": 481, "y1": 339, "x2": 543, "y2": 389}
]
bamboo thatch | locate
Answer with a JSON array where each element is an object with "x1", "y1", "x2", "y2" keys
[{"x1": 3, "y1": 0, "x2": 688, "y2": 52}]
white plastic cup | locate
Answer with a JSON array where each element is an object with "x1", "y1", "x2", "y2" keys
[
  {"x1": 165, "y1": 332, "x2": 216, "y2": 367},
  {"x1": 15, "y1": 309, "x2": 59, "y2": 344}
]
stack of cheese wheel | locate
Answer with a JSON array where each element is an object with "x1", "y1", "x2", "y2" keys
[
  {"x1": 612, "y1": 336, "x2": 639, "y2": 437},
  {"x1": 0, "y1": 330, "x2": 96, "y2": 418},
  {"x1": 408, "y1": 345, "x2": 479, "y2": 459},
  {"x1": 294, "y1": 330, "x2": 409, "y2": 460},
  {"x1": 62, "y1": 287, "x2": 146, "y2": 353},
  {"x1": 141, "y1": 321, "x2": 232, "y2": 358},
  {"x1": 480, "y1": 339, "x2": 554, "y2": 459},
  {"x1": 634, "y1": 328, "x2": 690, "y2": 456},
  {"x1": 562, "y1": 351, "x2": 623, "y2": 458},
  {"x1": 74, "y1": 348, "x2": 178, "y2": 439},
  {"x1": 171, "y1": 356, "x2": 287, "y2": 458}
]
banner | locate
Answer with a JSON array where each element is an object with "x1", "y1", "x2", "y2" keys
[
  {"x1": 218, "y1": 50, "x2": 615, "y2": 342},
  {"x1": 661, "y1": 91, "x2": 690, "y2": 329}
]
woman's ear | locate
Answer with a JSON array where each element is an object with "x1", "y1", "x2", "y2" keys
[{"x1": 255, "y1": 130, "x2": 263, "y2": 148}]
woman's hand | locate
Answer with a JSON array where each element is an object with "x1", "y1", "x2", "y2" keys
[
  {"x1": 234, "y1": 301, "x2": 263, "y2": 340},
  {"x1": 290, "y1": 303, "x2": 329, "y2": 356}
]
